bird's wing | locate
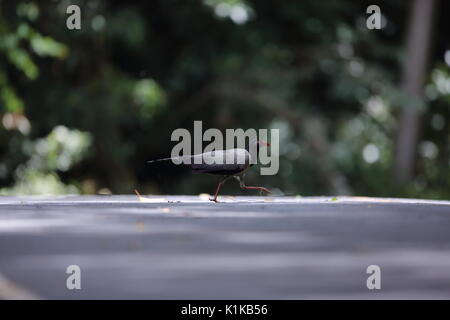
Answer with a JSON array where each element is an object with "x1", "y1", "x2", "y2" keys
[
  {"x1": 190, "y1": 149, "x2": 251, "y2": 173},
  {"x1": 197, "y1": 149, "x2": 250, "y2": 164}
]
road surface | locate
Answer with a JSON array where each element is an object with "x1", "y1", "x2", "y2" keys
[{"x1": 0, "y1": 195, "x2": 449, "y2": 299}]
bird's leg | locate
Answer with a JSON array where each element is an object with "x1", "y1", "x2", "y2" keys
[
  {"x1": 210, "y1": 176, "x2": 231, "y2": 202},
  {"x1": 236, "y1": 175, "x2": 271, "y2": 195}
]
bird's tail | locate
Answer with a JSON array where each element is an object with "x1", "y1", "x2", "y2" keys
[
  {"x1": 147, "y1": 155, "x2": 193, "y2": 164},
  {"x1": 146, "y1": 157, "x2": 174, "y2": 164}
]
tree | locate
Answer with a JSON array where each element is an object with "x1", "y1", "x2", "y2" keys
[{"x1": 394, "y1": 0, "x2": 436, "y2": 184}]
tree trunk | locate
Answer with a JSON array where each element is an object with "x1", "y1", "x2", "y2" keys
[{"x1": 393, "y1": 0, "x2": 436, "y2": 184}]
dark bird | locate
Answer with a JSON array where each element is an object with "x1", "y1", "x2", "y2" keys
[{"x1": 147, "y1": 140, "x2": 271, "y2": 202}]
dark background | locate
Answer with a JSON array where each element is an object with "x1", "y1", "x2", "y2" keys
[{"x1": 0, "y1": 0, "x2": 449, "y2": 199}]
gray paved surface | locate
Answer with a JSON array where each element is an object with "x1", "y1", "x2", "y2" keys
[{"x1": 0, "y1": 195, "x2": 449, "y2": 299}]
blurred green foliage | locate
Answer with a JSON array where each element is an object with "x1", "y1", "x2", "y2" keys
[
  {"x1": 0, "y1": 0, "x2": 448, "y2": 198},
  {"x1": 0, "y1": 126, "x2": 91, "y2": 195}
]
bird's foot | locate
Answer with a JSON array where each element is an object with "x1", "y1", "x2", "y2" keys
[
  {"x1": 209, "y1": 197, "x2": 219, "y2": 203},
  {"x1": 241, "y1": 185, "x2": 272, "y2": 195}
]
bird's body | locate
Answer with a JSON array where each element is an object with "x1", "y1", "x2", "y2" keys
[
  {"x1": 148, "y1": 148, "x2": 253, "y2": 174},
  {"x1": 190, "y1": 149, "x2": 252, "y2": 175},
  {"x1": 147, "y1": 140, "x2": 271, "y2": 202}
]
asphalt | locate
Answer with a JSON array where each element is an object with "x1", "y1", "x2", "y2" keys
[{"x1": 0, "y1": 195, "x2": 449, "y2": 299}]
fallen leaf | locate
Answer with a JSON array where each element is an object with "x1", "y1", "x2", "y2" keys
[
  {"x1": 198, "y1": 193, "x2": 210, "y2": 201},
  {"x1": 134, "y1": 189, "x2": 167, "y2": 203}
]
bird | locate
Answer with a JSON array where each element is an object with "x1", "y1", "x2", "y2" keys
[{"x1": 147, "y1": 140, "x2": 271, "y2": 202}]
